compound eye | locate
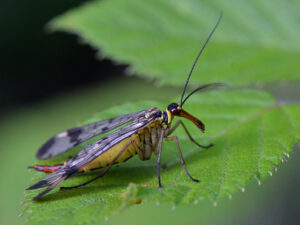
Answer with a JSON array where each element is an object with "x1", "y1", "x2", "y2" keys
[{"x1": 171, "y1": 107, "x2": 181, "y2": 115}]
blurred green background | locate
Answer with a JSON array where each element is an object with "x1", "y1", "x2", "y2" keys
[{"x1": 0, "y1": 0, "x2": 299, "y2": 225}]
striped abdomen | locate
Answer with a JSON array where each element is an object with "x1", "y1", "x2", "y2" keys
[{"x1": 80, "y1": 121, "x2": 163, "y2": 172}]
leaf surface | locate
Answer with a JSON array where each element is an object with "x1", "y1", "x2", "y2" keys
[
  {"x1": 23, "y1": 90, "x2": 300, "y2": 224},
  {"x1": 50, "y1": 0, "x2": 300, "y2": 86}
]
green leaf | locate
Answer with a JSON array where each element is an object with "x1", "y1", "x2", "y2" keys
[
  {"x1": 49, "y1": 0, "x2": 300, "y2": 86},
  {"x1": 23, "y1": 89, "x2": 300, "y2": 224}
]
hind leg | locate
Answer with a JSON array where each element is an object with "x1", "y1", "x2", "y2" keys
[{"x1": 164, "y1": 136, "x2": 199, "y2": 183}]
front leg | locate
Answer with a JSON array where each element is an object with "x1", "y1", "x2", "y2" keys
[
  {"x1": 156, "y1": 129, "x2": 165, "y2": 188},
  {"x1": 164, "y1": 136, "x2": 199, "y2": 183},
  {"x1": 167, "y1": 120, "x2": 213, "y2": 149}
]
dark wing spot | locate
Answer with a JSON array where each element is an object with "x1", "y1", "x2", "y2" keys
[
  {"x1": 102, "y1": 127, "x2": 109, "y2": 132},
  {"x1": 67, "y1": 127, "x2": 82, "y2": 143},
  {"x1": 36, "y1": 137, "x2": 55, "y2": 158},
  {"x1": 108, "y1": 118, "x2": 114, "y2": 123}
]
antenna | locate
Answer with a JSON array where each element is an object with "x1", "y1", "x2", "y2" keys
[
  {"x1": 181, "y1": 83, "x2": 226, "y2": 106},
  {"x1": 180, "y1": 12, "x2": 223, "y2": 106}
]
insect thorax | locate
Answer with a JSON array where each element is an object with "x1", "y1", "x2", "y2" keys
[{"x1": 145, "y1": 107, "x2": 173, "y2": 129}]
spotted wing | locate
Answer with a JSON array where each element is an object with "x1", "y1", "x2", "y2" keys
[
  {"x1": 26, "y1": 110, "x2": 159, "y2": 200},
  {"x1": 36, "y1": 109, "x2": 149, "y2": 159},
  {"x1": 67, "y1": 110, "x2": 159, "y2": 169}
]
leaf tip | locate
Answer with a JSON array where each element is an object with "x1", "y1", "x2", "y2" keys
[
  {"x1": 268, "y1": 171, "x2": 273, "y2": 176},
  {"x1": 254, "y1": 174, "x2": 262, "y2": 185},
  {"x1": 283, "y1": 152, "x2": 290, "y2": 158}
]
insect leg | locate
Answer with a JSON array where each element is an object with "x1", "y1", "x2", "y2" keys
[
  {"x1": 157, "y1": 129, "x2": 165, "y2": 188},
  {"x1": 60, "y1": 140, "x2": 135, "y2": 190},
  {"x1": 168, "y1": 120, "x2": 213, "y2": 149},
  {"x1": 164, "y1": 136, "x2": 199, "y2": 183}
]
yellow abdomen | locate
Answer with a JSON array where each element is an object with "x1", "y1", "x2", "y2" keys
[{"x1": 80, "y1": 133, "x2": 141, "y2": 172}]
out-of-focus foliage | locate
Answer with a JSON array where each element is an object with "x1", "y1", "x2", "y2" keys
[
  {"x1": 23, "y1": 90, "x2": 300, "y2": 224},
  {"x1": 50, "y1": 0, "x2": 300, "y2": 86}
]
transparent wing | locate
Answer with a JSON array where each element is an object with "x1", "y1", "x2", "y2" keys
[{"x1": 36, "y1": 109, "x2": 149, "y2": 159}]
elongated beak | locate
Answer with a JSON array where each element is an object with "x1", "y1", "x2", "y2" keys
[{"x1": 178, "y1": 109, "x2": 205, "y2": 132}]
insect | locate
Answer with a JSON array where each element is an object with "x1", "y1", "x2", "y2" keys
[{"x1": 26, "y1": 13, "x2": 223, "y2": 200}]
